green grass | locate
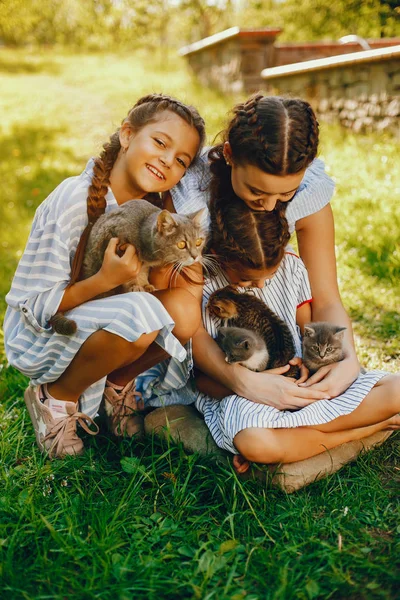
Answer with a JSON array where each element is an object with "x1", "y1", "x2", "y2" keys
[{"x1": 0, "y1": 48, "x2": 399, "y2": 599}]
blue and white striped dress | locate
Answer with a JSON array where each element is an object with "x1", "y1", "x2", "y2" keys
[
  {"x1": 3, "y1": 154, "x2": 337, "y2": 417},
  {"x1": 195, "y1": 256, "x2": 387, "y2": 454},
  {"x1": 136, "y1": 154, "x2": 338, "y2": 406},
  {"x1": 3, "y1": 161, "x2": 187, "y2": 418}
]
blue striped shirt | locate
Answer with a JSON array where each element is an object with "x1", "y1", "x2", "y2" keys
[{"x1": 171, "y1": 151, "x2": 335, "y2": 233}]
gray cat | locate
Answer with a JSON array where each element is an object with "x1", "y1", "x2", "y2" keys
[
  {"x1": 207, "y1": 285, "x2": 300, "y2": 377},
  {"x1": 302, "y1": 322, "x2": 346, "y2": 374},
  {"x1": 51, "y1": 199, "x2": 206, "y2": 335},
  {"x1": 216, "y1": 326, "x2": 270, "y2": 372}
]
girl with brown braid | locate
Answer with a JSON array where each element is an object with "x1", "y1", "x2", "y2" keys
[
  {"x1": 194, "y1": 193, "x2": 400, "y2": 472},
  {"x1": 4, "y1": 93, "x2": 206, "y2": 458}
]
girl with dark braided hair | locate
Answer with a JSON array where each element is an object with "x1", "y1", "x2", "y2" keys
[
  {"x1": 4, "y1": 93, "x2": 206, "y2": 458},
  {"x1": 161, "y1": 94, "x2": 362, "y2": 410},
  {"x1": 193, "y1": 194, "x2": 400, "y2": 470}
]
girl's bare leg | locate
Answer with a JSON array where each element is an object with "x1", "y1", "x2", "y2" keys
[
  {"x1": 47, "y1": 329, "x2": 159, "y2": 403},
  {"x1": 311, "y1": 374, "x2": 400, "y2": 433},
  {"x1": 234, "y1": 416, "x2": 400, "y2": 464},
  {"x1": 104, "y1": 288, "x2": 201, "y2": 386},
  {"x1": 48, "y1": 289, "x2": 201, "y2": 401}
]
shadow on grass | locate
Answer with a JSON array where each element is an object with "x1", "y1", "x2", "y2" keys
[
  {"x1": 0, "y1": 123, "x2": 82, "y2": 326},
  {"x1": 354, "y1": 242, "x2": 400, "y2": 282},
  {"x1": 350, "y1": 306, "x2": 400, "y2": 346},
  {"x1": 0, "y1": 50, "x2": 61, "y2": 75}
]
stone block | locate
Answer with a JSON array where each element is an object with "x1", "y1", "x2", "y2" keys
[
  {"x1": 145, "y1": 407, "x2": 395, "y2": 492},
  {"x1": 318, "y1": 98, "x2": 330, "y2": 112},
  {"x1": 242, "y1": 431, "x2": 394, "y2": 493},
  {"x1": 344, "y1": 99, "x2": 357, "y2": 110},
  {"x1": 386, "y1": 98, "x2": 400, "y2": 117},
  {"x1": 355, "y1": 106, "x2": 368, "y2": 118},
  {"x1": 144, "y1": 405, "x2": 224, "y2": 457},
  {"x1": 376, "y1": 116, "x2": 396, "y2": 131},
  {"x1": 368, "y1": 104, "x2": 382, "y2": 117}
]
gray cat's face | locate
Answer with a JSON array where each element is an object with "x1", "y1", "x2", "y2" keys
[
  {"x1": 217, "y1": 327, "x2": 258, "y2": 364},
  {"x1": 155, "y1": 208, "x2": 206, "y2": 267},
  {"x1": 303, "y1": 323, "x2": 346, "y2": 365}
]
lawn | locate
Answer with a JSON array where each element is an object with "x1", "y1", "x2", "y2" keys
[{"x1": 0, "y1": 49, "x2": 399, "y2": 600}]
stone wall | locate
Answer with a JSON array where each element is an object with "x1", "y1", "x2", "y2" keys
[{"x1": 261, "y1": 47, "x2": 400, "y2": 135}]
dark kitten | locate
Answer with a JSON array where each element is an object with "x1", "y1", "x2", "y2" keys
[
  {"x1": 302, "y1": 322, "x2": 346, "y2": 374},
  {"x1": 51, "y1": 199, "x2": 206, "y2": 335},
  {"x1": 207, "y1": 285, "x2": 299, "y2": 378}
]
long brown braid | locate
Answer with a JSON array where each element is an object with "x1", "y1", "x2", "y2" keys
[
  {"x1": 69, "y1": 93, "x2": 206, "y2": 285},
  {"x1": 209, "y1": 193, "x2": 291, "y2": 273}
]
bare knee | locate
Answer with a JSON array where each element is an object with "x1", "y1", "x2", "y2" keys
[
  {"x1": 377, "y1": 374, "x2": 400, "y2": 410},
  {"x1": 154, "y1": 289, "x2": 201, "y2": 342},
  {"x1": 234, "y1": 428, "x2": 284, "y2": 464}
]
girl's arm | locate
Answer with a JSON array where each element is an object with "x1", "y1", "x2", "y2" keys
[
  {"x1": 294, "y1": 301, "x2": 312, "y2": 383},
  {"x1": 296, "y1": 204, "x2": 360, "y2": 396},
  {"x1": 192, "y1": 324, "x2": 329, "y2": 410},
  {"x1": 58, "y1": 238, "x2": 141, "y2": 312},
  {"x1": 195, "y1": 371, "x2": 233, "y2": 399},
  {"x1": 296, "y1": 301, "x2": 312, "y2": 333}
]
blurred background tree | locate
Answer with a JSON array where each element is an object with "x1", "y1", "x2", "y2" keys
[
  {"x1": 239, "y1": 0, "x2": 400, "y2": 41},
  {"x1": 0, "y1": 0, "x2": 399, "y2": 50}
]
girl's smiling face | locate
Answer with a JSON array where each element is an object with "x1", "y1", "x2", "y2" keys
[
  {"x1": 224, "y1": 264, "x2": 279, "y2": 288},
  {"x1": 224, "y1": 142, "x2": 305, "y2": 212},
  {"x1": 119, "y1": 110, "x2": 200, "y2": 198}
]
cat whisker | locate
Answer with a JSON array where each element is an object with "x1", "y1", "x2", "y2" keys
[
  {"x1": 200, "y1": 258, "x2": 220, "y2": 277},
  {"x1": 169, "y1": 263, "x2": 182, "y2": 288},
  {"x1": 201, "y1": 257, "x2": 224, "y2": 278}
]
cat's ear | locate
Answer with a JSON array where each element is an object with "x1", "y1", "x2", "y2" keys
[
  {"x1": 334, "y1": 326, "x2": 347, "y2": 340},
  {"x1": 303, "y1": 325, "x2": 315, "y2": 338},
  {"x1": 226, "y1": 285, "x2": 240, "y2": 296},
  {"x1": 190, "y1": 208, "x2": 207, "y2": 227},
  {"x1": 209, "y1": 299, "x2": 237, "y2": 319},
  {"x1": 237, "y1": 339, "x2": 250, "y2": 350},
  {"x1": 157, "y1": 210, "x2": 178, "y2": 235}
]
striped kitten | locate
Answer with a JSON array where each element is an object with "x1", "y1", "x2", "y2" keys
[{"x1": 207, "y1": 285, "x2": 300, "y2": 377}]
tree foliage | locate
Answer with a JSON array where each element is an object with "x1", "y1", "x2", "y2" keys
[
  {"x1": 0, "y1": 0, "x2": 398, "y2": 49},
  {"x1": 239, "y1": 0, "x2": 400, "y2": 41}
]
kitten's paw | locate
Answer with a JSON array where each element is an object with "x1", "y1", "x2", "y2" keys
[{"x1": 143, "y1": 284, "x2": 156, "y2": 293}]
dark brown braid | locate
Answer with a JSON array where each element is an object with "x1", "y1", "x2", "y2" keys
[
  {"x1": 209, "y1": 193, "x2": 290, "y2": 273},
  {"x1": 210, "y1": 93, "x2": 319, "y2": 177},
  {"x1": 69, "y1": 93, "x2": 205, "y2": 285}
]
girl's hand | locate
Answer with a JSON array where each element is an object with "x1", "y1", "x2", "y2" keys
[
  {"x1": 234, "y1": 365, "x2": 330, "y2": 411},
  {"x1": 298, "y1": 355, "x2": 360, "y2": 397},
  {"x1": 99, "y1": 238, "x2": 142, "y2": 288},
  {"x1": 289, "y1": 356, "x2": 310, "y2": 384}
]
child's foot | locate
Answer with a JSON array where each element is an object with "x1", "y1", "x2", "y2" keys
[
  {"x1": 24, "y1": 385, "x2": 99, "y2": 458},
  {"x1": 232, "y1": 454, "x2": 251, "y2": 474},
  {"x1": 103, "y1": 379, "x2": 145, "y2": 438}
]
